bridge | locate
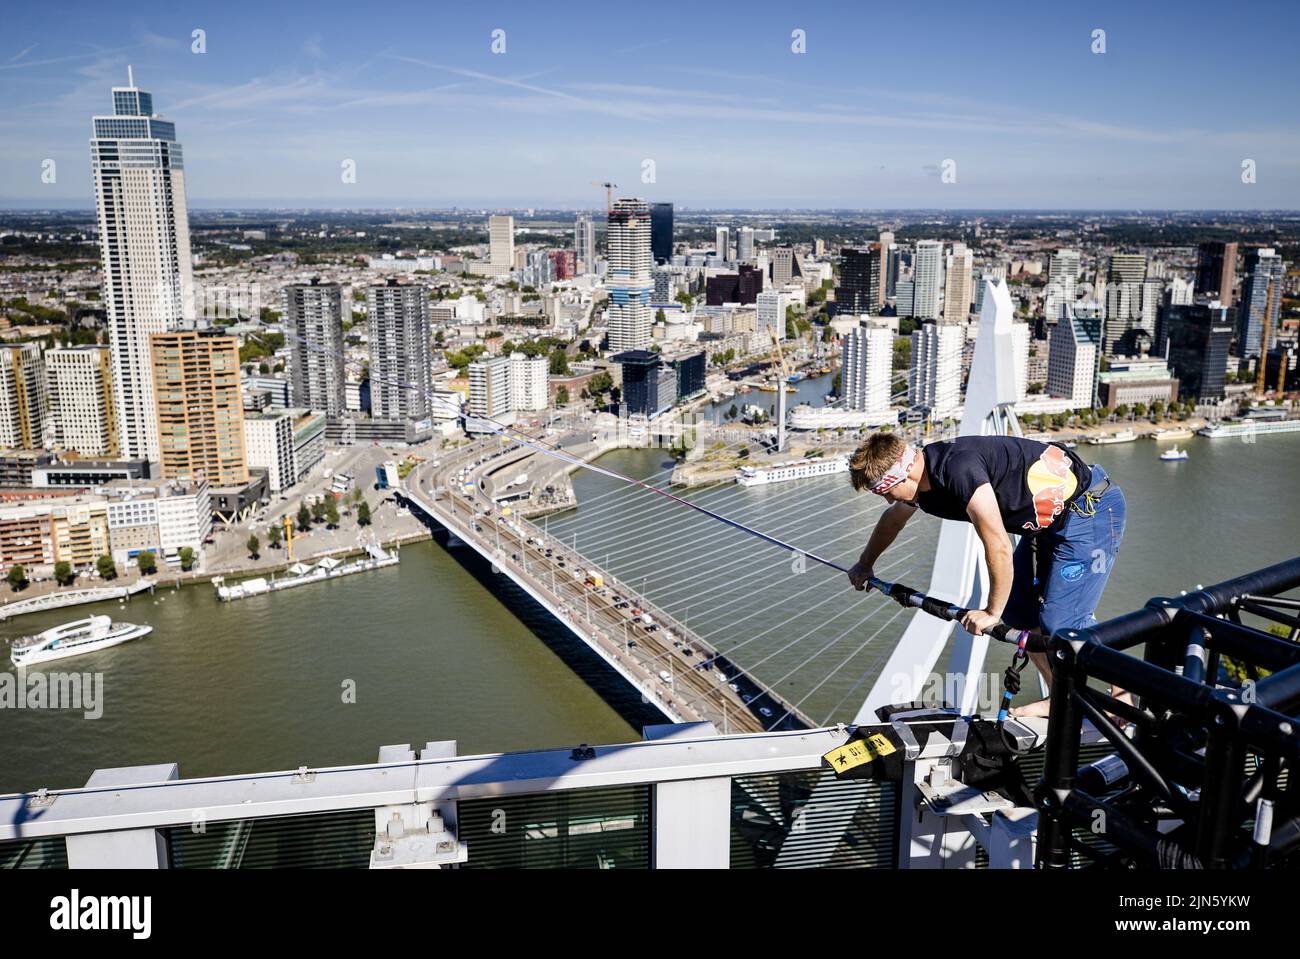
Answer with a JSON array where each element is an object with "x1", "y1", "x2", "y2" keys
[
  {"x1": 0, "y1": 578, "x2": 156, "y2": 621},
  {"x1": 402, "y1": 440, "x2": 814, "y2": 734}
]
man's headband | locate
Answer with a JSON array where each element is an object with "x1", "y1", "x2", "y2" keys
[{"x1": 870, "y1": 445, "x2": 918, "y2": 495}]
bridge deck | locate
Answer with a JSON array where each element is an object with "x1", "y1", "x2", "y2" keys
[{"x1": 407, "y1": 444, "x2": 813, "y2": 734}]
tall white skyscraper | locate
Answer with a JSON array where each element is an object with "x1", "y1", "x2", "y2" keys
[
  {"x1": 756, "y1": 290, "x2": 790, "y2": 342},
  {"x1": 469, "y1": 355, "x2": 511, "y2": 418},
  {"x1": 1046, "y1": 249, "x2": 1080, "y2": 323},
  {"x1": 509, "y1": 352, "x2": 548, "y2": 411},
  {"x1": 736, "y1": 227, "x2": 755, "y2": 261},
  {"x1": 1010, "y1": 321, "x2": 1031, "y2": 402},
  {"x1": 489, "y1": 215, "x2": 515, "y2": 273},
  {"x1": 943, "y1": 243, "x2": 973, "y2": 320},
  {"x1": 908, "y1": 321, "x2": 963, "y2": 415},
  {"x1": 91, "y1": 71, "x2": 194, "y2": 460},
  {"x1": 284, "y1": 280, "x2": 346, "y2": 417},
  {"x1": 912, "y1": 241, "x2": 943, "y2": 321},
  {"x1": 47, "y1": 345, "x2": 117, "y2": 457},
  {"x1": 606, "y1": 198, "x2": 654, "y2": 352},
  {"x1": 715, "y1": 227, "x2": 731, "y2": 261},
  {"x1": 843, "y1": 320, "x2": 894, "y2": 413},
  {"x1": 574, "y1": 215, "x2": 595, "y2": 274},
  {"x1": 1048, "y1": 316, "x2": 1099, "y2": 410},
  {"x1": 367, "y1": 281, "x2": 431, "y2": 422}
]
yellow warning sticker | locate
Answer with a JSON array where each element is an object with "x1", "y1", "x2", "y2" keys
[{"x1": 823, "y1": 733, "x2": 897, "y2": 773}]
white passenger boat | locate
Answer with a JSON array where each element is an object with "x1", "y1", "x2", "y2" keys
[
  {"x1": 1159, "y1": 446, "x2": 1189, "y2": 461},
  {"x1": 1198, "y1": 419, "x2": 1300, "y2": 438},
  {"x1": 10, "y1": 615, "x2": 152, "y2": 666},
  {"x1": 737, "y1": 455, "x2": 849, "y2": 487},
  {"x1": 1087, "y1": 428, "x2": 1137, "y2": 445}
]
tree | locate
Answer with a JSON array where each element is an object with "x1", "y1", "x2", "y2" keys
[
  {"x1": 136, "y1": 551, "x2": 157, "y2": 576},
  {"x1": 311, "y1": 500, "x2": 327, "y2": 523},
  {"x1": 267, "y1": 523, "x2": 282, "y2": 549},
  {"x1": 727, "y1": 403, "x2": 738, "y2": 420},
  {"x1": 297, "y1": 503, "x2": 312, "y2": 533},
  {"x1": 7, "y1": 564, "x2": 27, "y2": 591},
  {"x1": 325, "y1": 497, "x2": 341, "y2": 528},
  {"x1": 548, "y1": 348, "x2": 570, "y2": 376},
  {"x1": 247, "y1": 534, "x2": 261, "y2": 559},
  {"x1": 655, "y1": 308, "x2": 666, "y2": 323},
  {"x1": 97, "y1": 554, "x2": 117, "y2": 580},
  {"x1": 357, "y1": 499, "x2": 372, "y2": 526},
  {"x1": 179, "y1": 546, "x2": 195, "y2": 571},
  {"x1": 555, "y1": 386, "x2": 570, "y2": 406},
  {"x1": 54, "y1": 560, "x2": 74, "y2": 586}
]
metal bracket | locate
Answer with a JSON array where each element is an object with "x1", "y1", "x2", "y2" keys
[
  {"x1": 291, "y1": 766, "x2": 316, "y2": 784},
  {"x1": 27, "y1": 787, "x2": 55, "y2": 809}
]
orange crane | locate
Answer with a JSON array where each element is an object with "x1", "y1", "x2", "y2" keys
[{"x1": 591, "y1": 181, "x2": 617, "y2": 213}]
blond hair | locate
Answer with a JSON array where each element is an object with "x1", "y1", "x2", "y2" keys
[{"x1": 848, "y1": 432, "x2": 909, "y2": 492}]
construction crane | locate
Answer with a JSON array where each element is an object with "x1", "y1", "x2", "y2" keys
[{"x1": 591, "y1": 181, "x2": 617, "y2": 214}]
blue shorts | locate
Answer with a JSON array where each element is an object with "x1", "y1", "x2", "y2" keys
[{"x1": 1002, "y1": 464, "x2": 1126, "y2": 637}]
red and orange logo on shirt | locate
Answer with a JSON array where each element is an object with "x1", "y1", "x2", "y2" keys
[{"x1": 1023, "y1": 445, "x2": 1078, "y2": 531}]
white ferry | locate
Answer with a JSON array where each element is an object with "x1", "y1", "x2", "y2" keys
[
  {"x1": 1152, "y1": 427, "x2": 1194, "y2": 441},
  {"x1": 737, "y1": 455, "x2": 849, "y2": 487},
  {"x1": 1198, "y1": 419, "x2": 1300, "y2": 439},
  {"x1": 1087, "y1": 428, "x2": 1137, "y2": 445},
  {"x1": 10, "y1": 615, "x2": 152, "y2": 667}
]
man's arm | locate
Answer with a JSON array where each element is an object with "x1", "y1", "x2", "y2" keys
[
  {"x1": 961, "y1": 483, "x2": 1015, "y2": 635},
  {"x1": 847, "y1": 501, "x2": 916, "y2": 590}
]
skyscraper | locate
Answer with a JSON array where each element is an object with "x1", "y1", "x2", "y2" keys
[
  {"x1": 1237, "y1": 248, "x2": 1285, "y2": 357},
  {"x1": 606, "y1": 199, "x2": 654, "y2": 352},
  {"x1": 650, "y1": 203, "x2": 673, "y2": 263},
  {"x1": 736, "y1": 227, "x2": 755, "y2": 261},
  {"x1": 1045, "y1": 249, "x2": 1080, "y2": 323},
  {"x1": 284, "y1": 280, "x2": 346, "y2": 418},
  {"x1": 909, "y1": 321, "x2": 963, "y2": 415},
  {"x1": 943, "y1": 243, "x2": 973, "y2": 320},
  {"x1": 468, "y1": 356, "x2": 511, "y2": 419},
  {"x1": 1160, "y1": 304, "x2": 1234, "y2": 403},
  {"x1": 574, "y1": 215, "x2": 596, "y2": 274},
  {"x1": 835, "y1": 247, "x2": 877, "y2": 315},
  {"x1": 91, "y1": 70, "x2": 194, "y2": 461},
  {"x1": 46, "y1": 345, "x2": 117, "y2": 457},
  {"x1": 1047, "y1": 316, "x2": 1099, "y2": 410},
  {"x1": 843, "y1": 320, "x2": 893, "y2": 413},
  {"x1": 1195, "y1": 241, "x2": 1238, "y2": 303},
  {"x1": 367, "y1": 280, "x2": 432, "y2": 422},
  {"x1": 150, "y1": 330, "x2": 247, "y2": 487},
  {"x1": 0, "y1": 344, "x2": 49, "y2": 450},
  {"x1": 912, "y1": 241, "x2": 944, "y2": 321},
  {"x1": 771, "y1": 247, "x2": 800, "y2": 288},
  {"x1": 489, "y1": 215, "x2": 515, "y2": 274},
  {"x1": 715, "y1": 227, "x2": 731, "y2": 261}
]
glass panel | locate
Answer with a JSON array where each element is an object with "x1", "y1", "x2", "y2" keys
[
  {"x1": 165, "y1": 809, "x2": 372, "y2": 868},
  {"x1": 458, "y1": 786, "x2": 651, "y2": 869},
  {"x1": 730, "y1": 768, "x2": 898, "y2": 868},
  {"x1": 0, "y1": 836, "x2": 68, "y2": 869}
]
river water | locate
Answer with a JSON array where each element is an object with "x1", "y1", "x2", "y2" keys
[{"x1": 2, "y1": 380, "x2": 1297, "y2": 794}]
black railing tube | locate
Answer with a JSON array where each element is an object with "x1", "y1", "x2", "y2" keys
[{"x1": 1036, "y1": 633, "x2": 1085, "y2": 869}]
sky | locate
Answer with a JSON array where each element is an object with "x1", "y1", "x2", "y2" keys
[{"x1": 1, "y1": 0, "x2": 1298, "y2": 211}]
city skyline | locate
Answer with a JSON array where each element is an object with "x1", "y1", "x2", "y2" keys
[{"x1": 2, "y1": 1, "x2": 1299, "y2": 210}]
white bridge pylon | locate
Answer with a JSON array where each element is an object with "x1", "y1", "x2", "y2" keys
[{"x1": 856, "y1": 278, "x2": 1024, "y2": 721}]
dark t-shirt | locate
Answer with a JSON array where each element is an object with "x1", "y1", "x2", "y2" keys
[{"x1": 916, "y1": 436, "x2": 1092, "y2": 535}]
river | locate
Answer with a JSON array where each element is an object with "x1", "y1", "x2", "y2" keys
[{"x1": 1, "y1": 387, "x2": 1297, "y2": 794}]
